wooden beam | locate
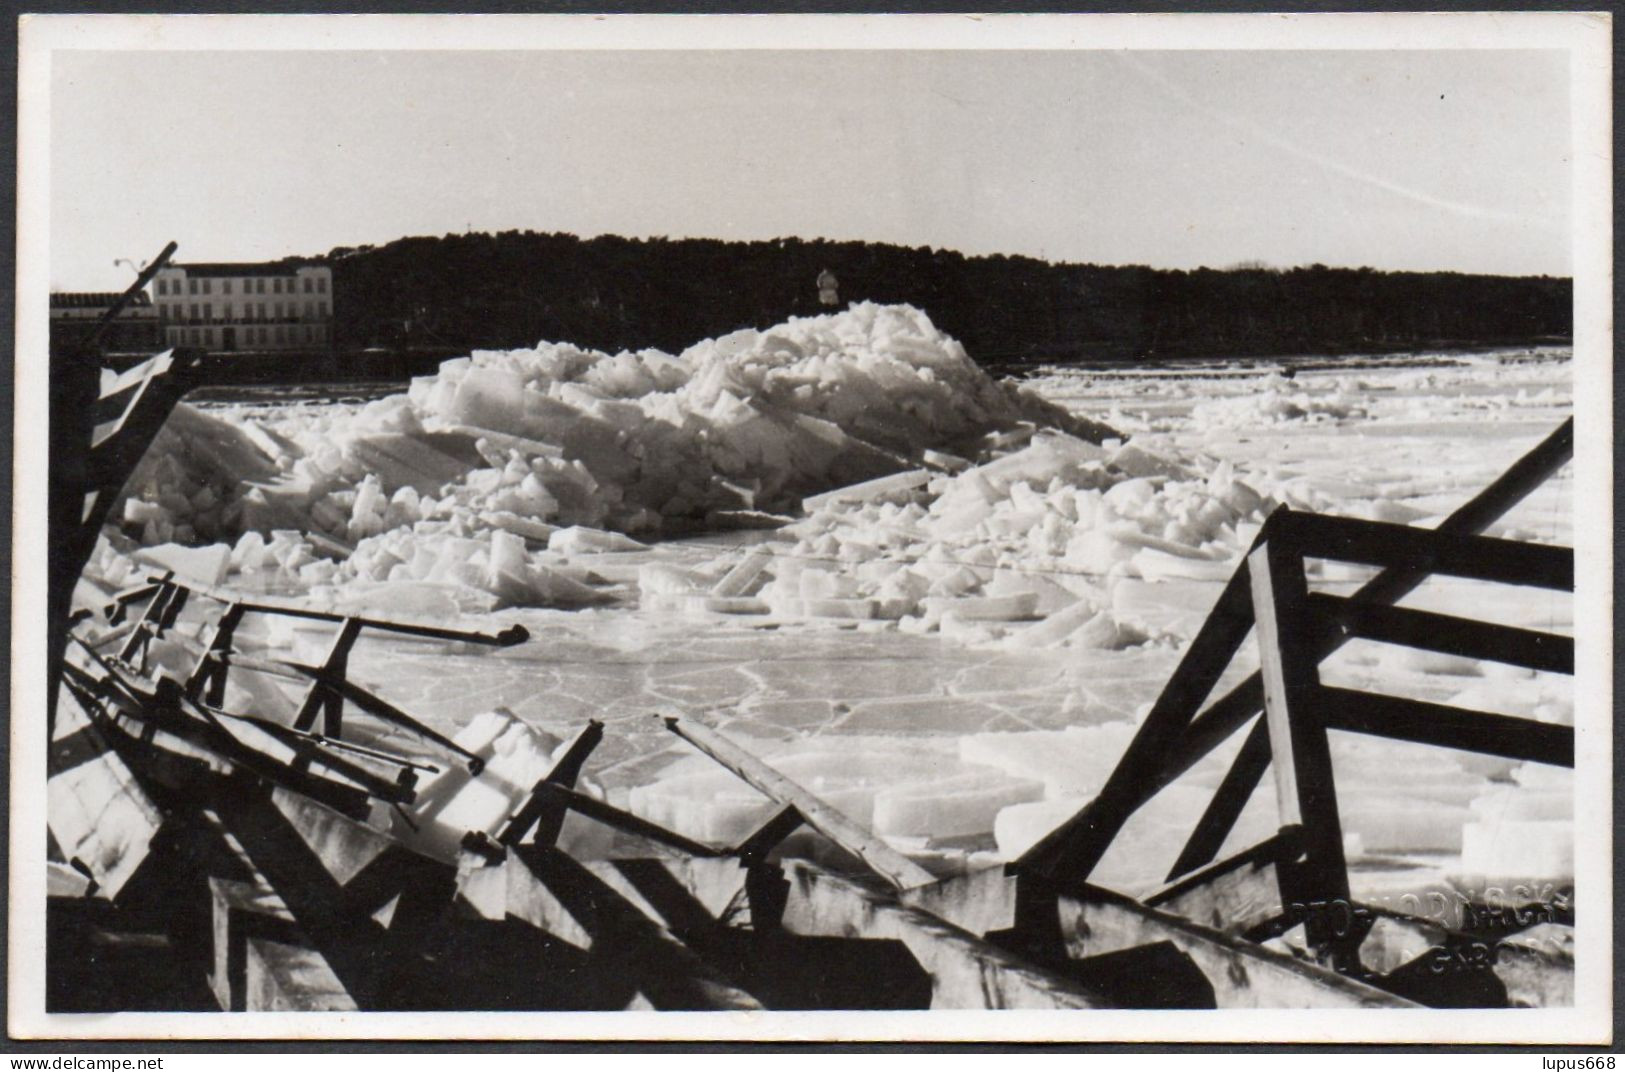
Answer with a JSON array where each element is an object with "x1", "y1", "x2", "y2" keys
[
  {"x1": 778, "y1": 859, "x2": 1107, "y2": 1009},
  {"x1": 86, "y1": 241, "x2": 177, "y2": 351},
  {"x1": 1306, "y1": 595, "x2": 1573, "y2": 675},
  {"x1": 663, "y1": 715, "x2": 936, "y2": 890},
  {"x1": 292, "y1": 618, "x2": 362, "y2": 734},
  {"x1": 1320, "y1": 687, "x2": 1574, "y2": 767},
  {"x1": 186, "y1": 602, "x2": 246, "y2": 706},
  {"x1": 732, "y1": 803, "x2": 804, "y2": 865},
  {"x1": 148, "y1": 576, "x2": 530, "y2": 647},
  {"x1": 1148, "y1": 832, "x2": 1296, "y2": 936},
  {"x1": 529, "y1": 782, "x2": 725, "y2": 859},
  {"x1": 505, "y1": 843, "x2": 764, "y2": 1010},
  {"x1": 1249, "y1": 529, "x2": 1351, "y2": 955},
  {"x1": 1282, "y1": 511, "x2": 1572, "y2": 591},
  {"x1": 1055, "y1": 885, "x2": 1418, "y2": 1009},
  {"x1": 498, "y1": 720, "x2": 605, "y2": 847}
]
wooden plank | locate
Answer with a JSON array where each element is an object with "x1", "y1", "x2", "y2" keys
[
  {"x1": 292, "y1": 617, "x2": 362, "y2": 733},
  {"x1": 1306, "y1": 594, "x2": 1573, "y2": 675},
  {"x1": 504, "y1": 844, "x2": 764, "y2": 1010},
  {"x1": 1439, "y1": 416, "x2": 1572, "y2": 524},
  {"x1": 898, "y1": 865, "x2": 1021, "y2": 938},
  {"x1": 243, "y1": 938, "x2": 360, "y2": 1012},
  {"x1": 1055, "y1": 886, "x2": 1418, "y2": 1009},
  {"x1": 149, "y1": 576, "x2": 530, "y2": 646},
  {"x1": 1166, "y1": 717, "x2": 1272, "y2": 882},
  {"x1": 778, "y1": 860, "x2": 1107, "y2": 1010},
  {"x1": 663, "y1": 715, "x2": 937, "y2": 890},
  {"x1": 1017, "y1": 565, "x2": 1258, "y2": 880},
  {"x1": 1249, "y1": 530, "x2": 1351, "y2": 956},
  {"x1": 1283, "y1": 511, "x2": 1572, "y2": 591},
  {"x1": 529, "y1": 782, "x2": 725, "y2": 859},
  {"x1": 1320, "y1": 687, "x2": 1574, "y2": 767},
  {"x1": 1147, "y1": 832, "x2": 1294, "y2": 936},
  {"x1": 732, "y1": 803, "x2": 804, "y2": 865},
  {"x1": 47, "y1": 684, "x2": 166, "y2": 900}
]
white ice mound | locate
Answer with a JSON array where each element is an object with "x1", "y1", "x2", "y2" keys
[{"x1": 109, "y1": 304, "x2": 1103, "y2": 610}]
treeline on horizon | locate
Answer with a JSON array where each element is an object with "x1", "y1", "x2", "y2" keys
[{"x1": 318, "y1": 231, "x2": 1572, "y2": 364}]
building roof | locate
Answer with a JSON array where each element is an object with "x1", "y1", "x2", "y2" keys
[
  {"x1": 50, "y1": 291, "x2": 153, "y2": 309},
  {"x1": 163, "y1": 261, "x2": 327, "y2": 278}
]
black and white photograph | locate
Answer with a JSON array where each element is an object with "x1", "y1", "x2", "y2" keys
[{"x1": 11, "y1": 12, "x2": 1613, "y2": 1043}]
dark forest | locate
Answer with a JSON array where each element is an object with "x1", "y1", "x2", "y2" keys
[{"x1": 319, "y1": 231, "x2": 1572, "y2": 365}]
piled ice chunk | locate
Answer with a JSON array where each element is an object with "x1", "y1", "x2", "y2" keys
[
  {"x1": 107, "y1": 304, "x2": 1100, "y2": 611},
  {"x1": 654, "y1": 428, "x2": 1278, "y2": 646}
]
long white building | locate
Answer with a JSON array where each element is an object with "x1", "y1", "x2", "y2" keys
[{"x1": 150, "y1": 262, "x2": 333, "y2": 352}]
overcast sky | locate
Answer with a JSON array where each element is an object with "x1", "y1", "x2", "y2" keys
[{"x1": 50, "y1": 48, "x2": 1571, "y2": 290}]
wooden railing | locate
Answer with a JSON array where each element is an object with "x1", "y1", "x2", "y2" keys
[{"x1": 1016, "y1": 418, "x2": 1574, "y2": 960}]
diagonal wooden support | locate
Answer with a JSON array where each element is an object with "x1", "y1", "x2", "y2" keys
[
  {"x1": 527, "y1": 782, "x2": 724, "y2": 858},
  {"x1": 1166, "y1": 717, "x2": 1272, "y2": 883},
  {"x1": 185, "y1": 603, "x2": 246, "y2": 706},
  {"x1": 733, "y1": 804, "x2": 804, "y2": 866},
  {"x1": 292, "y1": 618, "x2": 362, "y2": 735},
  {"x1": 663, "y1": 714, "x2": 936, "y2": 890},
  {"x1": 284, "y1": 665, "x2": 485, "y2": 774},
  {"x1": 117, "y1": 576, "x2": 180, "y2": 669},
  {"x1": 497, "y1": 720, "x2": 605, "y2": 848},
  {"x1": 1017, "y1": 566, "x2": 1258, "y2": 880}
]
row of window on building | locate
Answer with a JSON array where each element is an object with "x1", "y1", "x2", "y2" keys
[
  {"x1": 169, "y1": 300, "x2": 330, "y2": 323},
  {"x1": 157, "y1": 275, "x2": 327, "y2": 297},
  {"x1": 172, "y1": 323, "x2": 329, "y2": 348}
]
